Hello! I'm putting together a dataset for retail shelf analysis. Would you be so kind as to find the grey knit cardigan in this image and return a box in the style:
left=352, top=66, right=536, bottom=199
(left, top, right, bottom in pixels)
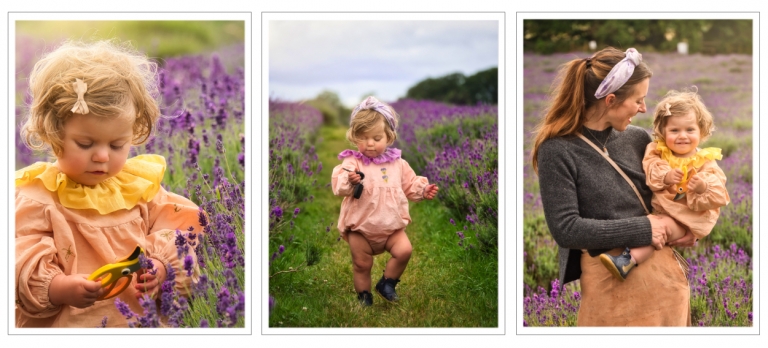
left=537, top=125, right=655, bottom=286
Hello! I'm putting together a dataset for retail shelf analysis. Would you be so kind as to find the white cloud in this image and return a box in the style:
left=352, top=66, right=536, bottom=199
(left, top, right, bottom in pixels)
left=269, top=20, right=498, bottom=107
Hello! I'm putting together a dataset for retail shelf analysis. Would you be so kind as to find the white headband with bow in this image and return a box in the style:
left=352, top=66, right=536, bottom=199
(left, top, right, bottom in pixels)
left=594, top=48, right=643, bottom=100
left=350, top=96, right=396, bottom=131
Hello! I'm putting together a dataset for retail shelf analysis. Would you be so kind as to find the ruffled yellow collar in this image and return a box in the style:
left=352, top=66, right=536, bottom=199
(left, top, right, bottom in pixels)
left=655, top=139, right=723, bottom=170
left=15, top=154, right=166, bottom=215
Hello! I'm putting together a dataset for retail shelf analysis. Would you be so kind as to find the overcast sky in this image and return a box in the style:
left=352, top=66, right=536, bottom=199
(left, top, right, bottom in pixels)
left=268, top=20, right=499, bottom=107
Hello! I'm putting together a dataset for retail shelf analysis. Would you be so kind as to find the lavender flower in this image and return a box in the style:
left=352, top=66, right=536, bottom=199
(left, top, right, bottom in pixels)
left=217, top=287, right=232, bottom=317
left=114, top=298, right=136, bottom=320
left=198, top=207, right=209, bottom=227
left=271, top=206, right=283, bottom=219
left=184, top=255, right=194, bottom=277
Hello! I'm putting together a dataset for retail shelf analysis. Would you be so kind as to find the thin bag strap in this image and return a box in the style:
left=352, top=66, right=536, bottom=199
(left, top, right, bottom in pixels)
left=575, top=132, right=651, bottom=215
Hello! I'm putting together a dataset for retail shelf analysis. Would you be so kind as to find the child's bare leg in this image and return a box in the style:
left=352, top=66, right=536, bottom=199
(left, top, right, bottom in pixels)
left=383, top=229, right=412, bottom=279
left=656, top=213, right=688, bottom=242
left=629, top=245, right=655, bottom=265
left=348, top=231, right=373, bottom=292
left=632, top=214, right=688, bottom=264
left=602, top=214, right=690, bottom=281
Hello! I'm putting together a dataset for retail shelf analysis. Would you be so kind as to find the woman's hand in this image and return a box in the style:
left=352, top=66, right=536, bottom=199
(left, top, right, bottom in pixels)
left=647, top=214, right=670, bottom=250
left=48, top=274, right=104, bottom=308
left=424, top=184, right=439, bottom=200
left=668, top=228, right=697, bottom=248
left=348, top=167, right=362, bottom=185
left=134, top=258, right=167, bottom=299
left=664, top=168, right=684, bottom=185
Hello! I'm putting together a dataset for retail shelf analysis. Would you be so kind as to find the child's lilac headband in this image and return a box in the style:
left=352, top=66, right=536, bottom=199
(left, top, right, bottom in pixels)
left=350, top=96, right=396, bottom=131
left=594, top=48, right=643, bottom=100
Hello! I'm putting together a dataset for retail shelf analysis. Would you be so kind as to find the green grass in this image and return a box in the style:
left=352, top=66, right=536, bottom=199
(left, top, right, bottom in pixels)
left=269, top=126, right=498, bottom=327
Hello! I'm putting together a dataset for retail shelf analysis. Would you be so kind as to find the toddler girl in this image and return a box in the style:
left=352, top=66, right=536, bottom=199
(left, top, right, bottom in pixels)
left=331, top=96, right=439, bottom=306
left=15, top=40, right=204, bottom=327
left=600, top=88, right=730, bottom=281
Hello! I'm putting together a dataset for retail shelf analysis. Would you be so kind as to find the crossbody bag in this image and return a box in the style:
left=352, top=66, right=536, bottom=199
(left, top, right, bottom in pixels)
left=576, top=132, right=690, bottom=279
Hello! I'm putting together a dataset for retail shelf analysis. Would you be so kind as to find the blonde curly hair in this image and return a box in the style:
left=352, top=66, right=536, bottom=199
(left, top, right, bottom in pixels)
left=346, top=104, right=399, bottom=146
left=651, top=86, right=716, bottom=143
left=20, top=39, right=161, bottom=156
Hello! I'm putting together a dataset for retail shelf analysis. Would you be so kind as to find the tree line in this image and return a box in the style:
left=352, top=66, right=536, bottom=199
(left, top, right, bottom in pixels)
left=306, top=66, right=499, bottom=126
left=524, top=20, right=752, bottom=55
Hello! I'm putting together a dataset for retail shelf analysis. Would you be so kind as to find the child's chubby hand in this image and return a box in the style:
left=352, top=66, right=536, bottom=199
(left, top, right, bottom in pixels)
left=348, top=167, right=362, bottom=185
left=687, top=173, right=707, bottom=194
left=664, top=168, right=684, bottom=185
left=424, top=184, right=439, bottom=200
left=134, top=258, right=167, bottom=299
left=48, top=273, right=104, bottom=308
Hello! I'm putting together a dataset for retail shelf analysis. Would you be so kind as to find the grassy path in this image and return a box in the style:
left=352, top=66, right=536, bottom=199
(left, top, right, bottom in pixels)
left=269, top=125, right=498, bottom=327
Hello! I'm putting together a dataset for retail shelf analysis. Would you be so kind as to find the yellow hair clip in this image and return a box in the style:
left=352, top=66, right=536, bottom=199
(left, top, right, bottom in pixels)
left=87, top=245, right=144, bottom=300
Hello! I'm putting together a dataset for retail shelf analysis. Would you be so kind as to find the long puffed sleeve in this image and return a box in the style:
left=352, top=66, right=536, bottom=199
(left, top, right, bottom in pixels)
left=332, top=157, right=357, bottom=197
left=643, top=142, right=673, bottom=192
left=145, top=186, right=206, bottom=296
left=687, top=162, right=730, bottom=212
left=400, top=159, right=429, bottom=202
left=15, top=195, right=64, bottom=318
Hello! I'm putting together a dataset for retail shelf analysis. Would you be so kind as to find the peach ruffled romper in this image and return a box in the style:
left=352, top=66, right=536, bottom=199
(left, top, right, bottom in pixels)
left=642, top=140, right=730, bottom=239
left=15, top=154, right=204, bottom=327
left=331, top=148, right=429, bottom=254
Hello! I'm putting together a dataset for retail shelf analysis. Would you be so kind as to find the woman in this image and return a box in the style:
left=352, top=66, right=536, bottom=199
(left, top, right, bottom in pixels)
left=531, top=47, right=696, bottom=326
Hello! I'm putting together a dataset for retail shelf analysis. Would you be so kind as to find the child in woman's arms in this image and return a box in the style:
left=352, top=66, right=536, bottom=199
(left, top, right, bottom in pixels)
left=600, top=87, right=730, bottom=281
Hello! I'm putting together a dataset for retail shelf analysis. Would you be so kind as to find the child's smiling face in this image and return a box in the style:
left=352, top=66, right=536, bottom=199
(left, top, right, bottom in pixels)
left=355, top=119, right=389, bottom=158
left=55, top=106, right=135, bottom=186
left=663, top=109, right=701, bottom=158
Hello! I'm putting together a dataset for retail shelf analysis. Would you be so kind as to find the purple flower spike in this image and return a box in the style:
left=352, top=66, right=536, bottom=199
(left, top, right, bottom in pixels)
left=184, top=255, right=194, bottom=277
left=271, top=206, right=283, bottom=219
left=198, top=207, right=208, bottom=227
left=115, top=298, right=136, bottom=320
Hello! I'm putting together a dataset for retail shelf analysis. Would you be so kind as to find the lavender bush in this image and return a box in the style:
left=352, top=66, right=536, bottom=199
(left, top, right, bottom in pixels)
left=393, top=100, right=499, bottom=253
left=267, top=100, right=324, bottom=315
left=523, top=51, right=753, bottom=326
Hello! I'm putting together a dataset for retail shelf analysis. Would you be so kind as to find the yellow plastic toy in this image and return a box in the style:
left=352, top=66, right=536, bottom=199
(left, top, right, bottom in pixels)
left=673, top=167, right=697, bottom=201
left=87, top=245, right=144, bottom=300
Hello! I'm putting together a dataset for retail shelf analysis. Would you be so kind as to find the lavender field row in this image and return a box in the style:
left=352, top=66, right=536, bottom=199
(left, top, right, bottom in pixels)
left=267, top=98, right=499, bottom=325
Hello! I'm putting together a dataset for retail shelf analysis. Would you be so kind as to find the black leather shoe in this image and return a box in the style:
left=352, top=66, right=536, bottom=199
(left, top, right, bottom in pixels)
left=357, top=291, right=373, bottom=307
left=375, top=275, right=400, bottom=302
left=599, top=247, right=636, bottom=282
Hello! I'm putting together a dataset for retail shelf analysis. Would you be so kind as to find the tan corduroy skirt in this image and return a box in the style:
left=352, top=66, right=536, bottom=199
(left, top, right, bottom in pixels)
left=577, top=246, right=691, bottom=326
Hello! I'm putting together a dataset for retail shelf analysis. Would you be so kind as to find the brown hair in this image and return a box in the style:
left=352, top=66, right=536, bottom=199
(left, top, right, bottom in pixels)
left=20, top=39, right=161, bottom=156
left=346, top=107, right=399, bottom=146
left=651, top=86, right=715, bottom=143
left=530, top=47, right=653, bottom=173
